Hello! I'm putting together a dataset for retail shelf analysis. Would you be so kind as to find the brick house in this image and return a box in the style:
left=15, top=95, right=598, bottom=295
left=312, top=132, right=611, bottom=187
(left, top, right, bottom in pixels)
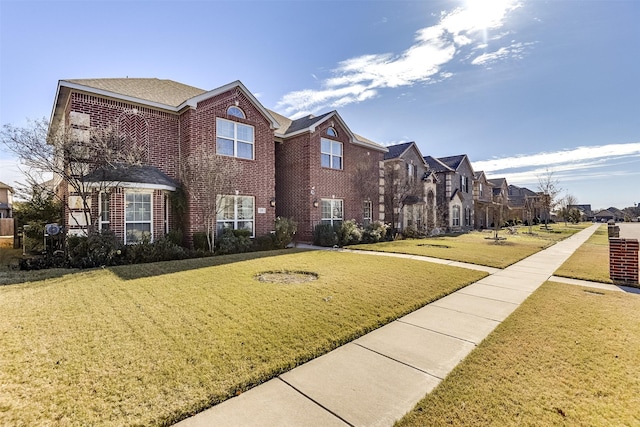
left=49, top=79, right=279, bottom=244
left=49, top=78, right=384, bottom=244
left=473, top=171, right=493, bottom=229
left=507, top=184, right=543, bottom=224
left=383, top=142, right=437, bottom=234
left=488, top=177, right=510, bottom=227
left=271, top=110, right=387, bottom=242
left=423, top=154, right=475, bottom=231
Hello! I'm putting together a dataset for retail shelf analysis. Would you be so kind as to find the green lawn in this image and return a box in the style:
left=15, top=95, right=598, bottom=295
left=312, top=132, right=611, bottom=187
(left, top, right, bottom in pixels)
left=554, top=224, right=611, bottom=283
left=0, top=249, right=485, bottom=426
left=348, top=225, right=587, bottom=268
left=396, top=281, right=640, bottom=426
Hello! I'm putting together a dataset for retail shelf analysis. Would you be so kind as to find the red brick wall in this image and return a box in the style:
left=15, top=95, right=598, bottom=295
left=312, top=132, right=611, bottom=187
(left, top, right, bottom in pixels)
left=276, top=118, right=384, bottom=241
left=183, top=88, right=276, bottom=240
left=609, top=238, right=639, bottom=286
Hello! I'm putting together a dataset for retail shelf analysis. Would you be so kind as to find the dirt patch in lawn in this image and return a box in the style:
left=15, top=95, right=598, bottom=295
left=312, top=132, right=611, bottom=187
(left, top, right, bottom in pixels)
left=255, top=270, right=319, bottom=284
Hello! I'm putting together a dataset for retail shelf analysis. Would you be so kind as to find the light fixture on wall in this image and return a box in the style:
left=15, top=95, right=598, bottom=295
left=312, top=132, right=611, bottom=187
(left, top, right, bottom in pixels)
left=270, top=198, right=276, bottom=207
left=313, top=199, right=319, bottom=208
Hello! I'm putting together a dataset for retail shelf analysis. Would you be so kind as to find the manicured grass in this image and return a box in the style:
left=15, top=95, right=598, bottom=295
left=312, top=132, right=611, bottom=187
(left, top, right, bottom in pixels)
left=0, top=249, right=486, bottom=426
left=396, top=281, right=640, bottom=426
left=555, top=224, right=611, bottom=283
left=348, top=225, right=587, bottom=268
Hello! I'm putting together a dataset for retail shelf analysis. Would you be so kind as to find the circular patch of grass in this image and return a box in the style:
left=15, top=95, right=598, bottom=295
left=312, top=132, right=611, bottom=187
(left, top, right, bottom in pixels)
left=255, top=270, right=319, bottom=284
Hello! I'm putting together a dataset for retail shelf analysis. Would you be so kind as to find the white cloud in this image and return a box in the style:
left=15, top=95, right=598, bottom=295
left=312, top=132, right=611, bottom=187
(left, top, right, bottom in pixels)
left=276, top=0, right=523, bottom=116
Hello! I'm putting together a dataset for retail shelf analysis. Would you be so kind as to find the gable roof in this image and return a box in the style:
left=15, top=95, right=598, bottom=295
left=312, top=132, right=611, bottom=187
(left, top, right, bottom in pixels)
left=384, top=142, right=415, bottom=160
left=51, top=78, right=280, bottom=130
left=269, top=109, right=386, bottom=152
left=438, top=154, right=468, bottom=171
left=488, top=178, right=507, bottom=188
left=424, top=155, right=454, bottom=173
left=0, top=181, right=14, bottom=192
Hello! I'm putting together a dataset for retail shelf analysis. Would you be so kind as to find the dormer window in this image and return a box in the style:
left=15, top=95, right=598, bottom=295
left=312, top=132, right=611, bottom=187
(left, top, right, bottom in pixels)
left=326, top=127, right=337, bottom=137
left=227, top=106, right=245, bottom=119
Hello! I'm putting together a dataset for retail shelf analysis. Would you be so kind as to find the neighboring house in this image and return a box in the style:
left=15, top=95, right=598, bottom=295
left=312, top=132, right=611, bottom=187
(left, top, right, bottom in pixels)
left=383, top=142, right=437, bottom=234
left=607, top=207, right=626, bottom=222
left=473, top=171, right=493, bottom=229
left=49, top=78, right=384, bottom=245
left=593, top=209, right=616, bottom=222
left=424, top=154, right=475, bottom=231
left=0, top=181, right=14, bottom=219
left=271, top=109, right=386, bottom=241
left=487, top=177, right=510, bottom=227
left=569, top=204, right=593, bottom=221
left=50, top=78, right=280, bottom=244
left=507, top=184, right=543, bottom=224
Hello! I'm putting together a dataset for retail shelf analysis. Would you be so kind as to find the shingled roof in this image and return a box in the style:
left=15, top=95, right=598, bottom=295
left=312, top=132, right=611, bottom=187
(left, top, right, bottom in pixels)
left=83, top=165, right=178, bottom=190
left=438, top=154, right=468, bottom=171
left=384, top=141, right=415, bottom=160
left=64, top=78, right=207, bottom=107
left=423, top=156, right=454, bottom=172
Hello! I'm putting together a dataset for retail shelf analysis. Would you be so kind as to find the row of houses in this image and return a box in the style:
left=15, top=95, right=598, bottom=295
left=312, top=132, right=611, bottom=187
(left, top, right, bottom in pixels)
left=48, top=78, right=547, bottom=244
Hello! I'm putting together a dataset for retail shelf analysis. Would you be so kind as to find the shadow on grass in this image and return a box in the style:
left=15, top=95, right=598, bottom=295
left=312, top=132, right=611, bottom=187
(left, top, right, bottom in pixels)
left=0, top=248, right=313, bottom=285
left=109, top=248, right=312, bottom=281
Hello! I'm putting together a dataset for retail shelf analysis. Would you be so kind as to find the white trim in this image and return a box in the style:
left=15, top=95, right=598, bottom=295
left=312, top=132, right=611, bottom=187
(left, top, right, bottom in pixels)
left=124, top=191, right=153, bottom=244
left=216, top=117, right=255, bottom=160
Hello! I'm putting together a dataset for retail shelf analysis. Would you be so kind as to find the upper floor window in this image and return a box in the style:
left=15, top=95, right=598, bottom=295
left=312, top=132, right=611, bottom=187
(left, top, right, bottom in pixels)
left=406, top=162, right=417, bottom=181
left=326, top=127, right=337, bottom=137
left=227, top=106, right=245, bottom=119
left=216, top=118, right=254, bottom=160
left=460, top=175, right=469, bottom=193
left=321, top=138, right=342, bottom=170
left=479, top=183, right=484, bottom=197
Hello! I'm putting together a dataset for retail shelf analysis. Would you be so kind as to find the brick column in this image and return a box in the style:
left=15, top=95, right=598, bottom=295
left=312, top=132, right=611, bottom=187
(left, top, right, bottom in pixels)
left=609, top=238, right=639, bottom=286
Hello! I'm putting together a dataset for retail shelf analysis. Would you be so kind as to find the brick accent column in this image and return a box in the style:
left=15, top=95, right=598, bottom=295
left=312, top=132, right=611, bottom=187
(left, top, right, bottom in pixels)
left=609, top=238, right=639, bottom=286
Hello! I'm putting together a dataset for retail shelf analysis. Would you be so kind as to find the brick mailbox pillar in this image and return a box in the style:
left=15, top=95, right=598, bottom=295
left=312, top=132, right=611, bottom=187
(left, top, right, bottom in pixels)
left=609, top=238, right=639, bottom=287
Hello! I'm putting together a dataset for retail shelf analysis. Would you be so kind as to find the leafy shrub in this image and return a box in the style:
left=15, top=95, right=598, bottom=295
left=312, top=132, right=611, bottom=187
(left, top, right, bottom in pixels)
left=337, top=220, right=362, bottom=247
left=217, top=228, right=252, bottom=255
left=313, top=223, right=338, bottom=247
left=273, top=216, right=297, bottom=249
left=402, top=225, right=423, bottom=239
left=254, top=234, right=276, bottom=251
left=192, top=232, right=209, bottom=251
left=165, top=229, right=184, bottom=247
left=361, top=221, right=389, bottom=243
left=67, top=230, right=125, bottom=268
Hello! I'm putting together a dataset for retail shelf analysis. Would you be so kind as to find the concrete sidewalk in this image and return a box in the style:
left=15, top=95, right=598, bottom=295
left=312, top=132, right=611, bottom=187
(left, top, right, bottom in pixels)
left=175, top=225, right=599, bottom=427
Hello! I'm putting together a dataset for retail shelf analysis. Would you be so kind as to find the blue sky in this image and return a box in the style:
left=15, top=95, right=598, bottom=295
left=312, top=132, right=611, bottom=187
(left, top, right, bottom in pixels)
left=1, top=0, right=638, bottom=210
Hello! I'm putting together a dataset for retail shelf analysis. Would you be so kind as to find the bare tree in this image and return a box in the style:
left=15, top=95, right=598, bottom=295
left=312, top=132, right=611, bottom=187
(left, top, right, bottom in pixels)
left=384, top=162, right=423, bottom=234
left=558, top=193, right=578, bottom=225
left=183, top=147, right=241, bottom=252
left=1, top=118, right=145, bottom=234
left=537, top=168, right=562, bottom=229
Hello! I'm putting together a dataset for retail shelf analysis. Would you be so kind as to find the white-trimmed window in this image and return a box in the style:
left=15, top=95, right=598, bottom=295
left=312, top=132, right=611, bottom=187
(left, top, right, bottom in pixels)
left=216, top=195, right=255, bottom=237
left=363, top=200, right=372, bottom=226
left=465, top=207, right=471, bottom=226
left=321, top=199, right=343, bottom=227
left=125, top=192, right=152, bottom=243
left=99, top=192, right=110, bottom=231
left=227, top=106, right=245, bottom=119
left=321, top=138, right=342, bottom=170
left=326, top=127, right=337, bottom=137
left=461, top=175, right=469, bottom=193
left=216, top=117, right=254, bottom=160
left=452, top=205, right=461, bottom=227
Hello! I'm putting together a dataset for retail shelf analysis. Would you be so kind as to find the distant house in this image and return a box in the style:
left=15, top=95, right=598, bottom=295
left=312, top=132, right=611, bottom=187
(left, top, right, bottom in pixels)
left=383, top=142, right=437, bottom=234
left=487, top=177, right=510, bottom=227
left=424, top=154, right=474, bottom=231
left=473, top=171, right=493, bottom=229
left=569, top=204, right=593, bottom=221
left=593, top=209, right=616, bottom=222
left=0, top=181, right=14, bottom=219
left=507, top=184, right=544, bottom=224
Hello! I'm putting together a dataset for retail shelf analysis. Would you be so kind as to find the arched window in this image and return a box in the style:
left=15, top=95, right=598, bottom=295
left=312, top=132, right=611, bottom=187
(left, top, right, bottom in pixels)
left=326, top=127, right=337, bottom=137
left=227, top=106, right=245, bottom=119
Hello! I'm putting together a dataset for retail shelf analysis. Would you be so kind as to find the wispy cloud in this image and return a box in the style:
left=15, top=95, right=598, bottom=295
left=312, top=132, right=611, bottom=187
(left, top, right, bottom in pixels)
left=276, top=1, right=523, bottom=117
left=472, top=142, right=640, bottom=185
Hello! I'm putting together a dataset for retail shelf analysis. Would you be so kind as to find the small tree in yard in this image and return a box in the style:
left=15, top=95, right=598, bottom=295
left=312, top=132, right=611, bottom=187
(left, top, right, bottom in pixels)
left=1, top=118, right=145, bottom=233
left=183, top=146, right=241, bottom=252
left=537, top=168, right=562, bottom=230
left=558, top=193, right=578, bottom=225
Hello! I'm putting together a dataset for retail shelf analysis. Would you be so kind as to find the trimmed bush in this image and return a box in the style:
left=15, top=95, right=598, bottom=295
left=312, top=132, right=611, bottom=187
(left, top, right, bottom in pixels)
left=337, top=220, right=362, bottom=247
left=67, top=230, right=125, bottom=268
left=361, top=221, right=389, bottom=243
left=217, top=228, right=252, bottom=255
left=313, top=223, right=338, bottom=247
left=273, top=217, right=297, bottom=249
